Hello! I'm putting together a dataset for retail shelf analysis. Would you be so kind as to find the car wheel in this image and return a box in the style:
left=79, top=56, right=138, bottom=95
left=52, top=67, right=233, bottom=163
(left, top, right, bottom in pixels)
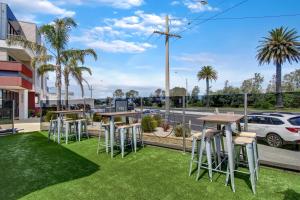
left=266, top=133, right=283, bottom=148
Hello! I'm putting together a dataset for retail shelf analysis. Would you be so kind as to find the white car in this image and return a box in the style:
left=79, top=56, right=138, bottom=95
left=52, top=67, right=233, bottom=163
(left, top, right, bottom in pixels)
left=233, top=113, right=300, bottom=148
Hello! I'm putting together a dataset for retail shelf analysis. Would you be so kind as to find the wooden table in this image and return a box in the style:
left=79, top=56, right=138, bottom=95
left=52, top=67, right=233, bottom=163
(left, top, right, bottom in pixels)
left=50, top=110, right=84, bottom=144
left=99, top=111, right=141, bottom=158
left=198, top=114, right=243, bottom=192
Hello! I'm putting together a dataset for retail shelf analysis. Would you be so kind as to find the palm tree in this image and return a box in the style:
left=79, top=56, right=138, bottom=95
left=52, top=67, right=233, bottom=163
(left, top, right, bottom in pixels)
left=39, top=17, right=77, bottom=110
left=61, top=49, right=97, bottom=107
left=257, top=27, right=300, bottom=107
left=7, top=17, right=77, bottom=110
left=197, top=66, right=218, bottom=107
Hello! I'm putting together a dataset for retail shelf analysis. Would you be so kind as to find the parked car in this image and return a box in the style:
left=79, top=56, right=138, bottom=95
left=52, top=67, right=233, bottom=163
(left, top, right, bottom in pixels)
left=233, top=113, right=300, bottom=148
left=142, top=109, right=161, bottom=115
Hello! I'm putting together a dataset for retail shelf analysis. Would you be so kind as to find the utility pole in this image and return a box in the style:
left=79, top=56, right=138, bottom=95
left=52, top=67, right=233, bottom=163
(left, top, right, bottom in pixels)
left=154, top=15, right=181, bottom=122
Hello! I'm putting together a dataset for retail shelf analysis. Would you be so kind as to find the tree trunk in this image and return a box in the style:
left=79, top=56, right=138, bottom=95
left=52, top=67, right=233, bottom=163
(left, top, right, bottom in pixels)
left=206, top=78, right=210, bottom=107
left=56, top=51, right=61, bottom=111
left=64, top=74, right=69, bottom=109
left=275, top=62, right=284, bottom=108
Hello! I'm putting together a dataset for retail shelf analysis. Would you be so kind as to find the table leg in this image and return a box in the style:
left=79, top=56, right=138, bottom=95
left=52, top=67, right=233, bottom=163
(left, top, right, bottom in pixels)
left=78, top=120, right=82, bottom=141
left=57, top=114, right=61, bottom=144
left=110, top=117, right=115, bottom=158
left=225, top=123, right=235, bottom=192
left=196, top=121, right=206, bottom=181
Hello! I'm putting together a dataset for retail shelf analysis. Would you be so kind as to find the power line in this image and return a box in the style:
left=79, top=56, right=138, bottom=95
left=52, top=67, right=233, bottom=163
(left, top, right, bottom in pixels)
left=176, top=0, right=250, bottom=36
left=183, top=13, right=300, bottom=21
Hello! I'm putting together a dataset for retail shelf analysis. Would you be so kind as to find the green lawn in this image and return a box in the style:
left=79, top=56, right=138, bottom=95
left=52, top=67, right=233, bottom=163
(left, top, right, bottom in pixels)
left=1, top=132, right=300, bottom=200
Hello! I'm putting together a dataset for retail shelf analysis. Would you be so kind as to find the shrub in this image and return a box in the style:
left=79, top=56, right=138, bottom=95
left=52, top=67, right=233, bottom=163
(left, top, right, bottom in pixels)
left=66, top=114, right=79, bottom=120
left=93, top=113, right=102, bottom=122
left=161, top=122, right=170, bottom=132
left=153, top=114, right=162, bottom=126
left=45, top=111, right=56, bottom=122
left=254, top=100, right=273, bottom=109
left=174, top=124, right=191, bottom=137
left=114, top=116, right=123, bottom=122
left=141, top=115, right=157, bottom=132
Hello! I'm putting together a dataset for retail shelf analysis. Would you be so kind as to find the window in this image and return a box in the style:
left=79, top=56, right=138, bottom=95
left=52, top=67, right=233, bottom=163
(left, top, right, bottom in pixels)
left=8, top=56, right=16, bottom=61
left=270, top=117, right=284, bottom=125
left=248, top=116, right=272, bottom=125
left=288, top=117, right=300, bottom=126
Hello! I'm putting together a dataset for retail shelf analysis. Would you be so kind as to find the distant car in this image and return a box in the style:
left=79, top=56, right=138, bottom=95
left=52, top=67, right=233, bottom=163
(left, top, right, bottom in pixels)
left=142, top=109, right=161, bottom=115
left=232, top=113, right=300, bottom=148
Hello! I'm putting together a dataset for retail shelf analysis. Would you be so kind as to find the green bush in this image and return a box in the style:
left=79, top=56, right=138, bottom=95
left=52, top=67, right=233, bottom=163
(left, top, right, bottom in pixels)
left=45, top=111, right=56, bottom=122
left=153, top=114, right=162, bottom=126
left=93, top=113, right=102, bottom=122
left=174, top=124, right=191, bottom=137
left=254, top=100, right=273, bottom=109
left=141, top=115, right=157, bottom=132
left=66, top=114, right=79, bottom=120
left=114, top=116, right=123, bottom=122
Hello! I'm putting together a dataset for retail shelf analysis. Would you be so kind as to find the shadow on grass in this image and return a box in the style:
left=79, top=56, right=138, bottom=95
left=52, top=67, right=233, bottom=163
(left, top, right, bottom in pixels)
left=280, top=189, right=300, bottom=200
left=0, top=132, right=99, bottom=200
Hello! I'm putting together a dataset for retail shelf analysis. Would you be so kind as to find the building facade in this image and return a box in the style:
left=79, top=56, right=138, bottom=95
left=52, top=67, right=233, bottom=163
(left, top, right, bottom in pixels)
left=0, top=3, right=48, bottom=119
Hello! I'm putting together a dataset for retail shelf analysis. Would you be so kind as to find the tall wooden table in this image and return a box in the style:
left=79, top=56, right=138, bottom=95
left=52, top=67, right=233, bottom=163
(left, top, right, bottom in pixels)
left=50, top=110, right=84, bottom=144
left=198, top=114, right=243, bottom=192
left=100, top=111, right=141, bottom=158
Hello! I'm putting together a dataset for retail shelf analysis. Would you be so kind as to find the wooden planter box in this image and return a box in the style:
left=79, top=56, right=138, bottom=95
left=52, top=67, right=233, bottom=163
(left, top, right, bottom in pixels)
left=143, top=132, right=192, bottom=149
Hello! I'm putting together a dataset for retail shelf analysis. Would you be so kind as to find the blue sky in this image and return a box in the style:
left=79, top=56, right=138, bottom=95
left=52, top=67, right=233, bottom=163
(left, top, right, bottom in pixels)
left=4, top=0, right=300, bottom=98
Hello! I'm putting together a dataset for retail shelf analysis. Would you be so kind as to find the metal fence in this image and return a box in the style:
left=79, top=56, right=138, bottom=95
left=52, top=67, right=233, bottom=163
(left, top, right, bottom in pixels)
left=0, top=100, right=14, bottom=135
left=35, top=92, right=300, bottom=171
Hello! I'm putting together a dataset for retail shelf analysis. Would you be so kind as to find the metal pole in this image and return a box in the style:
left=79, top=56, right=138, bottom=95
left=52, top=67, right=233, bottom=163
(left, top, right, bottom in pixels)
left=12, top=100, right=15, bottom=134
left=244, top=93, right=248, bottom=131
left=165, top=15, right=170, bottom=123
left=182, top=95, right=186, bottom=152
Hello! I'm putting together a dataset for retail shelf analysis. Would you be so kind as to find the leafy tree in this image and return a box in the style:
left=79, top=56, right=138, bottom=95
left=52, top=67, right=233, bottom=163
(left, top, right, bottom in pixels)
left=241, top=73, right=264, bottom=94
left=197, top=66, right=218, bottom=107
left=154, top=88, right=162, bottom=97
left=113, top=89, right=124, bottom=98
left=126, top=90, right=139, bottom=98
left=216, top=80, right=241, bottom=94
left=191, top=86, right=200, bottom=98
left=283, top=69, right=300, bottom=92
left=257, top=27, right=300, bottom=107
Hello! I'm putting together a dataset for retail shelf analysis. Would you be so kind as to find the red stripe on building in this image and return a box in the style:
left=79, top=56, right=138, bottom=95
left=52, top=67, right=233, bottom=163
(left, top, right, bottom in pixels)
left=0, top=61, right=33, bottom=78
left=0, top=77, right=32, bottom=90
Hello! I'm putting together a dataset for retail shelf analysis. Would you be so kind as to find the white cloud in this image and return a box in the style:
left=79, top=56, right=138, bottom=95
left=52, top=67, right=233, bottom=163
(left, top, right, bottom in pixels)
left=57, top=0, right=144, bottom=9
left=171, top=1, right=180, bottom=6
left=2, top=0, right=75, bottom=22
left=71, top=11, right=185, bottom=53
left=183, top=0, right=218, bottom=13
left=105, top=10, right=186, bottom=36
left=71, top=29, right=155, bottom=53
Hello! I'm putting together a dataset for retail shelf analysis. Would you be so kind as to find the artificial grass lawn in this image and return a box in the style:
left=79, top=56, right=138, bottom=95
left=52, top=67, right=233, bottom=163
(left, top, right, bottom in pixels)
left=1, top=132, right=300, bottom=200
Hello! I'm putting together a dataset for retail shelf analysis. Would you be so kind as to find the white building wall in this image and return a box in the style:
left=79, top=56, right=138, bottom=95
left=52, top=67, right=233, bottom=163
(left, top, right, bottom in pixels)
left=0, top=50, right=7, bottom=61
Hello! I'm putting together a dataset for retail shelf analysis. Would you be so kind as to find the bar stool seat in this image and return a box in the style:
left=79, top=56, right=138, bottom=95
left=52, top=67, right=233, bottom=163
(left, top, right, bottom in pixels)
left=238, top=132, right=256, bottom=138
left=233, top=136, right=254, bottom=145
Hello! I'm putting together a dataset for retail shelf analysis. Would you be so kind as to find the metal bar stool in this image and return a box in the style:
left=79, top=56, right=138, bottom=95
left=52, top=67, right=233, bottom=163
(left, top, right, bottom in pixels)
left=97, top=122, right=110, bottom=154
left=131, top=123, right=143, bottom=152
left=116, top=124, right=134, bottom=158
left=63, top=120, right=77, bottom=144
left=237, top=131, right=259, bottom=180
left=195, top=129, right=222, bottom=181
left=225, top=136, right=257, bottom=194
left=76, top=119, right=89, bottom=141
left=48, top=119, right=58, bottom=142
